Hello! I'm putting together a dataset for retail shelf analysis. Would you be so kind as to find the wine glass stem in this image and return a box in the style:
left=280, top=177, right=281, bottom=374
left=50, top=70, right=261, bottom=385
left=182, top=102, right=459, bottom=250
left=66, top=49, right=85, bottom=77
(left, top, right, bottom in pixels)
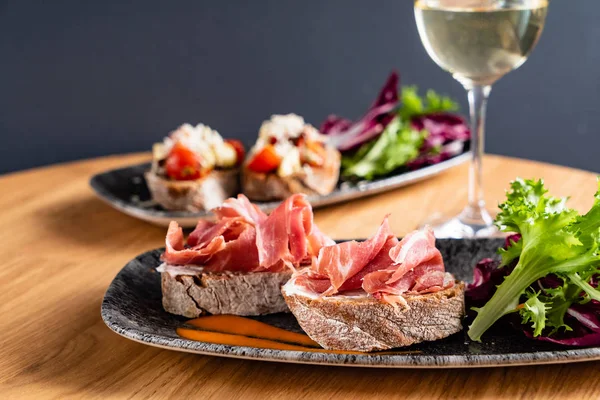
left=464, top=84, right=492, bottom=222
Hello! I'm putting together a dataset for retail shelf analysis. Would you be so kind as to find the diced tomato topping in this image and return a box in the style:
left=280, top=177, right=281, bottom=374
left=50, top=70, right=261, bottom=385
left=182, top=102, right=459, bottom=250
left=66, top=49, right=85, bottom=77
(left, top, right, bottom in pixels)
left=224, top=139, right=246, bottom=166
left=246, top=145, right=282, bottom=173
left=165, top=142, right=208, bottom=180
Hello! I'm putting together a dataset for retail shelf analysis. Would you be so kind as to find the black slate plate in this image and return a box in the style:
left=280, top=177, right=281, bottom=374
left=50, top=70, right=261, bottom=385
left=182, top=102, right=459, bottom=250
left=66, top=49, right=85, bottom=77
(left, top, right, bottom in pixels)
left=90, top=152, right=470, bottom=228
left=101, top=238, right=600, bottom=368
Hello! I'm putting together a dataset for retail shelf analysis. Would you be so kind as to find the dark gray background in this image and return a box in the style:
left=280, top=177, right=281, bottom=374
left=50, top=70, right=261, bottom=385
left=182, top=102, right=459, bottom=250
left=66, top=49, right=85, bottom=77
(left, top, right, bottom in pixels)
left=1, top=1, right=598, bottom=174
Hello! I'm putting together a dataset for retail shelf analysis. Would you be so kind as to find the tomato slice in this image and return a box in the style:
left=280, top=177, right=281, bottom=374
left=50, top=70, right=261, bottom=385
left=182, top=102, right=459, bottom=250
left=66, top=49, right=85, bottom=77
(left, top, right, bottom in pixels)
left=165, top=143, right=207, bottom=180
left=224, top=139, right=246, bottom=166
left=246, top=145, right=281, bottom=173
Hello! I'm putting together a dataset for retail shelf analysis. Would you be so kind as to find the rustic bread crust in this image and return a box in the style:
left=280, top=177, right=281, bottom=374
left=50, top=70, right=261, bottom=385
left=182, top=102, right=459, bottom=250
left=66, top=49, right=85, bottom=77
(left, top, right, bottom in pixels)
left=241, top=146, right=341, bottom=201
left=282, top=283, right=465, bottom=352
left=145, top=168, right=239, bottom=212
left=161, top=270, right=292, bottom=317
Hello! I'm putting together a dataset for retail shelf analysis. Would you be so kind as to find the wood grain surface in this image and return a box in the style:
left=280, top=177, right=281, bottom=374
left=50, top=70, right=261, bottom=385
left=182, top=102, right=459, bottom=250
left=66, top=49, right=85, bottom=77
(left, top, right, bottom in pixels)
left=0, top=153, right=599, bottom=400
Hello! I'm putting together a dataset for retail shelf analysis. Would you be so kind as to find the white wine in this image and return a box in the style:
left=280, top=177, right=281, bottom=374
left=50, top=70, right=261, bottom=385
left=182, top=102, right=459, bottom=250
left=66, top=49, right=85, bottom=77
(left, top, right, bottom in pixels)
left=414, top=0, right=548, bottom=87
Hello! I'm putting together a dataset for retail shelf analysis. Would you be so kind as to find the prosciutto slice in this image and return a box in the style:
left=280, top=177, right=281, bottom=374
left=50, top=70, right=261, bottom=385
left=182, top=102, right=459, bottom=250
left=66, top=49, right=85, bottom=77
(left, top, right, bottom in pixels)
left=187, top=218, right=246, bottom=248
left=338, top=236, right=399, bottom=292
left=162, top=194, right=330, bottom=273
left=387, top=228, right=443, bottom=283
left=312, top=217, right=394, bottom=294
left=212, top=194, right=267, bottom=225
left=256, top=194, right=332, bottom=270
left=162, top=221, right=226, bottom=265
left=292, top=221, right=454, bottom=304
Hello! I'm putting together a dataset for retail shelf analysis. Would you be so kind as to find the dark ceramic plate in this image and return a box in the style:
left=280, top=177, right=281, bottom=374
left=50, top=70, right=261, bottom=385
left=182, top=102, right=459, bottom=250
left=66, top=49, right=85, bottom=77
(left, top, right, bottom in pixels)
left=101, top=238, right=600, bottom=368
left=90, top=152, right=470, bottom=228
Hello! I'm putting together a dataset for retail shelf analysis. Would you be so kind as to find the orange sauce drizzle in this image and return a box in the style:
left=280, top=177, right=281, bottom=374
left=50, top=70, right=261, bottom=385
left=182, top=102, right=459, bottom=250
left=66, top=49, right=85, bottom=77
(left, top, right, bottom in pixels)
left=185, top=315, right=320, bottom=347
left=177, top=315, right=421, bottom=356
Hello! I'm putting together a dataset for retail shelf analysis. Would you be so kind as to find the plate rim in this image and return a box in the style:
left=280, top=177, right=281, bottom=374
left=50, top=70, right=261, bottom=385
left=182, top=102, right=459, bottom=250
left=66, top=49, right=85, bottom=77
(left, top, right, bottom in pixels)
left=101, top=245, right=600, bottom=369
left=89, top=151, right=472, bottom=224
left=100, top=315, right=600, bottom=369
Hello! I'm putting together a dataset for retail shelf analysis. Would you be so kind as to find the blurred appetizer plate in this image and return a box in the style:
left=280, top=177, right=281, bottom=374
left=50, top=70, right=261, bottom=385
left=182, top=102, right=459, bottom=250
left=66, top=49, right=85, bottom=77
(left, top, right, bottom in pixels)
left=101, top=238, right=600, bottom=368
left=90, top=152, right=471, bottom=228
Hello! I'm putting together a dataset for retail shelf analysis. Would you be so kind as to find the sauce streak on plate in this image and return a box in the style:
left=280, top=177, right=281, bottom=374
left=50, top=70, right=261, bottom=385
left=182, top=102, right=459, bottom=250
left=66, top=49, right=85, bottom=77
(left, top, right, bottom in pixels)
left=177, top=315, right=421, bottom=355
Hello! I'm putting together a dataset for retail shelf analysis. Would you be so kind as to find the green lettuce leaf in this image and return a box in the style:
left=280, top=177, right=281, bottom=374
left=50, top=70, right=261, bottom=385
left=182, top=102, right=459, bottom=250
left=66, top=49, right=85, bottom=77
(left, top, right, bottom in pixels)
left=340, top=86, right=460, bottom=180
left=399, top=86, right=459, bottom=121
left=520, top=291, right=548, bottom=337
left=341, top=117, right=424, bottom=180
left=468, top=178, right=600, bottom=341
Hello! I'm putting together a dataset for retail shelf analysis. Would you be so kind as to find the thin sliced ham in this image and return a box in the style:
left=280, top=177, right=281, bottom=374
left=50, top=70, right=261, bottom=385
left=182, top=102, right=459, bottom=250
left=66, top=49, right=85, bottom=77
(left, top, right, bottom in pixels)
left=311, top=216, right=394, bottom=294
left=187, top=218, right=246, bottom=248
left=292, top=220, right=454, bottom=304
left=337, top=236, right=398, bottom=292
left=162, top=194, right=329, bottom=273
left=162, top=221, right=226, bottom=265
left=387, top=227, right=442, bottom=284
left=291, top=271, right=333, bottom=294
left=256, top=194, right=328, bottom=270
left=212, top=194, right=267, bottom=225
left=307, top=225, right=336, bottom=255
left=197, top=223, right=264, bottom=272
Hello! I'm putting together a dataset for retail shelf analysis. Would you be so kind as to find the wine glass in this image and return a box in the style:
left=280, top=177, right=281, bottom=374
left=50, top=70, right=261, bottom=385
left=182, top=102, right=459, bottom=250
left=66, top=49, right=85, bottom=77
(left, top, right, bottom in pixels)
left=414, top=0, right=549, bottom=238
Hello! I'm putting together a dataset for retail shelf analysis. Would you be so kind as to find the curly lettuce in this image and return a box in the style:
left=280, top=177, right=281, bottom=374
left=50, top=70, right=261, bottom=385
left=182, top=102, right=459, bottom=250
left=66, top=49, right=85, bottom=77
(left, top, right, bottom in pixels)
left=340, top=117, right=424, bottom=180
left=337, top=85, right=464, bottom=180
left=468, top=178, right=600, bottom=343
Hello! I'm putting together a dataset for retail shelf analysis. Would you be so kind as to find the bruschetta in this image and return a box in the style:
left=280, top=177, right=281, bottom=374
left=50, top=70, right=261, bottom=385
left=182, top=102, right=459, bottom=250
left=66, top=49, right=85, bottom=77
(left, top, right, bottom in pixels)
left=158, top=194, right=334, bottom=317
left=282, top=221, right=464, bottom=352
left=242, top=114, right=341, bottom=201
left=145, top=123, right=245, bottom=212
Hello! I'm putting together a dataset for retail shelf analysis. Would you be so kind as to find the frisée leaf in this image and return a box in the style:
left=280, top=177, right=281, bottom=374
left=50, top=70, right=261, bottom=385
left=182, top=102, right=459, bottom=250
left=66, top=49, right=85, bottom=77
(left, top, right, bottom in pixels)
left=467, top=178, right=600, bottom=342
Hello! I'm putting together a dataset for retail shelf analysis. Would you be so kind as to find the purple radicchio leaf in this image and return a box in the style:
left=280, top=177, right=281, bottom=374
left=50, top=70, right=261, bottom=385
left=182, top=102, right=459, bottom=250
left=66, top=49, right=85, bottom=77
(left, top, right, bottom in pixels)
left=524, top=303, right=600, bottom=346
left=320, top=71, right=399, bottom=151
left=407, top=113, right=470, bottom=169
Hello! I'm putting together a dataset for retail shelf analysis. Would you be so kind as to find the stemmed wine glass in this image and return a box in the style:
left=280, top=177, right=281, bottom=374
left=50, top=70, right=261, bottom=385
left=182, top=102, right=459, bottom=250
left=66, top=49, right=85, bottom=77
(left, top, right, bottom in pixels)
left=414, top=0, right=549, bottom=238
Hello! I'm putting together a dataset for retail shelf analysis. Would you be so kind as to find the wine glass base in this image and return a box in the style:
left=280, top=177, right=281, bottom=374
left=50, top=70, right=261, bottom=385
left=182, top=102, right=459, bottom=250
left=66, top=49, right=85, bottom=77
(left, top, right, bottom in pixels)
left=420, top=206, right=506, bottom=239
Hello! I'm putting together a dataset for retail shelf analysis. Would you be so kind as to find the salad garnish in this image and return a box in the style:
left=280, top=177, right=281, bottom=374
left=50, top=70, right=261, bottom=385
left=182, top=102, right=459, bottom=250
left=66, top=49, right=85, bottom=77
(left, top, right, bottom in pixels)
left=467, top=178, right=600, bottom=346
left=321, top=72, right=470, bottom=180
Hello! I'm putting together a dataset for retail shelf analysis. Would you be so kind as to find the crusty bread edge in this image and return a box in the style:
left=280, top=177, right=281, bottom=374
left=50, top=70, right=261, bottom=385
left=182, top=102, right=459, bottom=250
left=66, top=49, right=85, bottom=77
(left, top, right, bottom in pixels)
left=282, top=282, right=465, bottom=352
left=161, top=270, right=292, bottom=317
left=145, top=168, right=239, bottom=212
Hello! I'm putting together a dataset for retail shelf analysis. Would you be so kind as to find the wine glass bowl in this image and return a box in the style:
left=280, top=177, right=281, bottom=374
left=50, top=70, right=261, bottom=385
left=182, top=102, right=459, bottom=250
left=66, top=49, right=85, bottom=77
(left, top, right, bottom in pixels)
left=414, top=0, right=548, bottom=238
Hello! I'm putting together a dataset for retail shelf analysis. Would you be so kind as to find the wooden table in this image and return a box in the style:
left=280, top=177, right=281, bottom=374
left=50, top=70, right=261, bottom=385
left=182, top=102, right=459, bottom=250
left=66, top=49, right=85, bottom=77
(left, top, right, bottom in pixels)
left=1, top=153, right=598, bottom=399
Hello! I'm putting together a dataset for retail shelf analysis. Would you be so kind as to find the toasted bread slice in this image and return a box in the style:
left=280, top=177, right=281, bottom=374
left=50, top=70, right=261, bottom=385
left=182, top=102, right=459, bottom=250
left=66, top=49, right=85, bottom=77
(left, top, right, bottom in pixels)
left=145, top=169, right=239, bottom=212
left=282, top=282, right=465, bottom=352
left=241, top=146, right=340, bottom=202
left=161, top=268, right=292, bottom=317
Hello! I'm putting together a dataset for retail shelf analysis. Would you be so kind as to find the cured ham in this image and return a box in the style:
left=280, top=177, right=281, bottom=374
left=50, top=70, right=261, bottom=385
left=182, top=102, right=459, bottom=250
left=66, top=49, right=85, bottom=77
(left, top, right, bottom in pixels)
left=255, top=194, right=332, bottom=270
left=312, top=216, right=395, bottom=294
left=338, top=235, right=399, bottom=292
left=163, top=221, right=226, bottom=265
left=212, top=194, right=267, bottom=225
left=162, top=194, right=330, bottom=273
left=290, top=221, right=454, bottom=304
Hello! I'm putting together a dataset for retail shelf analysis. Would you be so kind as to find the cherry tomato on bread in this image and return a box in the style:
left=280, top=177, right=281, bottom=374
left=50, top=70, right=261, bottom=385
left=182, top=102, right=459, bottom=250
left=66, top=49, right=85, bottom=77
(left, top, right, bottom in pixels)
left=246, top=145, right=281, bottom=173
left=165, top=142, right=207, bottom=180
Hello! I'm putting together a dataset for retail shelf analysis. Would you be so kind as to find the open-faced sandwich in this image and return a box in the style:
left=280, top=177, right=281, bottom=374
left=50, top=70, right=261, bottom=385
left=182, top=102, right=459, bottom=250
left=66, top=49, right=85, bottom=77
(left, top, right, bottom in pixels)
left=158, top=194, right=334, bottom=317
left=242, top=114, right=341, bottom=201
left=145, top=123, right=245, bottom=212
left=282, top=219, right=464, bottom=352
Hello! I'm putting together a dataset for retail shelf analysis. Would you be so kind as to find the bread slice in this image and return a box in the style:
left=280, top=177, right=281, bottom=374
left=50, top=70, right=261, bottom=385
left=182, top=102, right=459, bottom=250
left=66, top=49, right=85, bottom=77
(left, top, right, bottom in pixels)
left=241, top=146, right=340, bottom=202
left=282, top=283, right=465, bottom=352
left=161, top=268, right=292, bottom=317
left=145, top=168, right=239, bottom=212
